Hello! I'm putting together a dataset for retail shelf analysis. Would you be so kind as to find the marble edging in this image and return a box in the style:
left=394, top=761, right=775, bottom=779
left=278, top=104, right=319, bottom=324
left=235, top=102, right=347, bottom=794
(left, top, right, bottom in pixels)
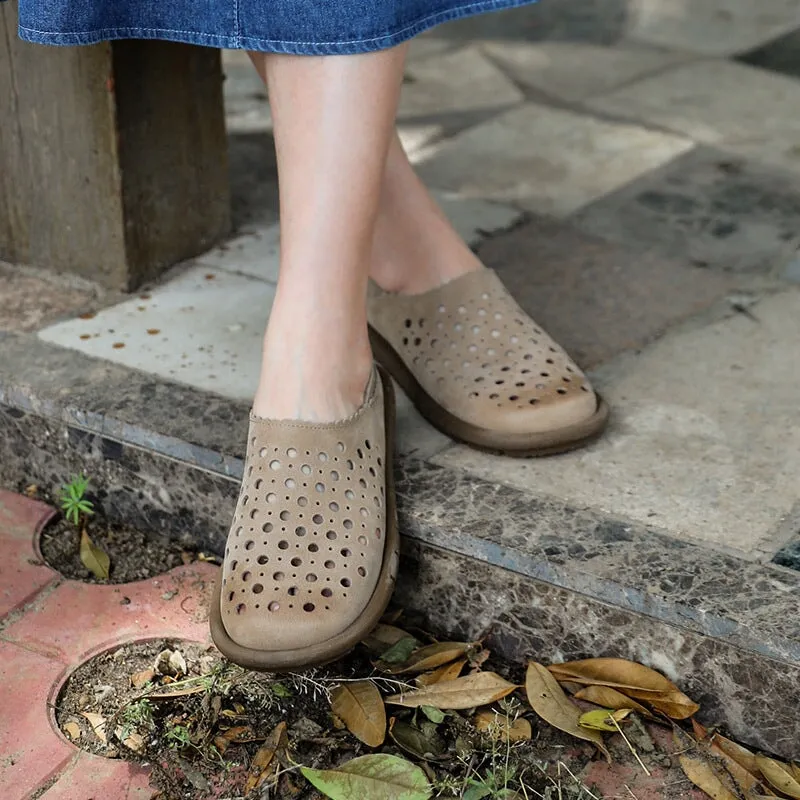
left=1, top=331, right=798, bottom=669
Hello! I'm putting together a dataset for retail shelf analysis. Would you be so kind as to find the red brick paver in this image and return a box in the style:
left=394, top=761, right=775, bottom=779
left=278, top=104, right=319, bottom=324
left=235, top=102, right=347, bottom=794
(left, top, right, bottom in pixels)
left=0, top=489, right=58, bottom=617
left=0, top=492, right=218, bottom=800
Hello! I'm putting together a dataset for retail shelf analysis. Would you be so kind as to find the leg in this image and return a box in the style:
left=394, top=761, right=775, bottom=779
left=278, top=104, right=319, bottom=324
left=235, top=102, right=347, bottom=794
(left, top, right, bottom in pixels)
left=249, top=46, right=408, bottom=422
left=370, top=132, right=483, bottom=295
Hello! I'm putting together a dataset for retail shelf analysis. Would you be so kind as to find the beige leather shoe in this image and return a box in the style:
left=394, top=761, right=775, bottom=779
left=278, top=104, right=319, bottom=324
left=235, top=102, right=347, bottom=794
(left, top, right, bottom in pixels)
left=210, top=366, right=399, bottom=671
left=368, top=268, right=608, bottom=456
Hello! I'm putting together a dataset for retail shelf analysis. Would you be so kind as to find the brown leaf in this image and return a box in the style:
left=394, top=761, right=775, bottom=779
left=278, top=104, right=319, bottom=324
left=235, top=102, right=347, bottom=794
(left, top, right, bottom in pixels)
left=707, top=731, right=760, bottom=778
left=679, top=752, right=740, bottom=800
left=707, top=739, right=767, bottom=798
left=116, top=728, right=144, bottom=752
left=80, top=530, right=110, bottom=580
left=548, top=658, right=699, bottom=719
left=63, top=721, right=81, bottom=741
left=214, top=725, right=259, bottom=755
left=416, top=658, right=467, bottom=687
left=388, top=718, right=446, bottom=761
left=574, top=685, right=654, bottom=718
left=330, top=681, right=386, bottom=747
left=81, top=712, right=107, bottom=743
left=361, top=624, right=412, bottom=655
left=389, top=642, right=473, bottom=675
left=386, top=672, right=516, bottom=710
left=130, top=668, right=156, bottom=690
left=756, top=755, right=800, bottom=799
left=474, top=711, right=532, bottom=742
left=245, top=721, right=288, bottom=793
left=525, top=663, right=609, bottom=759
left=793, top=763, right=800, bottom=783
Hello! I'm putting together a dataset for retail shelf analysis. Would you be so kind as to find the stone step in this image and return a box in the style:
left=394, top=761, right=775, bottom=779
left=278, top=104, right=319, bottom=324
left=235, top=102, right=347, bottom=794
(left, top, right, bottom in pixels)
left=1, top=330, right=797, bottom=761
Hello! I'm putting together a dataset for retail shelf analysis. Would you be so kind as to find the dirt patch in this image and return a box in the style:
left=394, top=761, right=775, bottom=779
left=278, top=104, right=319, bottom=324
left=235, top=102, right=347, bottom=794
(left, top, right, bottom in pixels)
left=38, top=515, right=202, bottom=584
left=56, top=637, right=608, bottom=800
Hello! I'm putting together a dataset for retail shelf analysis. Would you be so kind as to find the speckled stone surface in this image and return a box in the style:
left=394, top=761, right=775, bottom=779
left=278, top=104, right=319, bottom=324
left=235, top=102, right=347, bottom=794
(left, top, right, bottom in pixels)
left=574, top=146, right=800, bottom=273
left=395, top=541, right=800, bottom=760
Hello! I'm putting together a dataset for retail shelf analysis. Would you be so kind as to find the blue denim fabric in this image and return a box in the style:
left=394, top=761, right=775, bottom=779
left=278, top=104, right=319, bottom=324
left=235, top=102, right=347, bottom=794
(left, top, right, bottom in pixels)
left=11, top=0, right=537, bottom=55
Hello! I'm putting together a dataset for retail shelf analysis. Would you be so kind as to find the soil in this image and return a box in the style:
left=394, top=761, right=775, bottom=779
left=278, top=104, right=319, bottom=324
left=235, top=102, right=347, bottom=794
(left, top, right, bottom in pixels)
left=56, top=635, right=606, bottom=800
left=39, top=515, right=203, bottom=584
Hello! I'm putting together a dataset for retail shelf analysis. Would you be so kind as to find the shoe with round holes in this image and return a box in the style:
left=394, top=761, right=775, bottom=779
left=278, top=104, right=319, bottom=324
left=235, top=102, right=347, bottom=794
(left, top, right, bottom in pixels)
left=368, top=269, right=609, bottom=456
left=210, top=366, right=399, bottom=671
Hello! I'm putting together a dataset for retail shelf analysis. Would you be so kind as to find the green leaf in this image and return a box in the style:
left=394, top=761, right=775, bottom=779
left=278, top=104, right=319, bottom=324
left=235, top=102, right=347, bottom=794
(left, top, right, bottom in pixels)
left=463, top=784, right=492, bottom=800
left=77, top=501, right=95, bottom=515
left=378, top=636, right=420, bottom=666
left=80, top=530, right=110, bottom=580
left=301, top=754, right=431, bottom=800
left=420, top=706, right=445, bottom=724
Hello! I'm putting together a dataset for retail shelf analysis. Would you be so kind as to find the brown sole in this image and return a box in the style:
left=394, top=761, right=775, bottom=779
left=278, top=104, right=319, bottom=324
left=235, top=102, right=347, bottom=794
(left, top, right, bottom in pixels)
left=369, top=327, right=609, bottom=457
left=209, top=366, right=400, bottom=672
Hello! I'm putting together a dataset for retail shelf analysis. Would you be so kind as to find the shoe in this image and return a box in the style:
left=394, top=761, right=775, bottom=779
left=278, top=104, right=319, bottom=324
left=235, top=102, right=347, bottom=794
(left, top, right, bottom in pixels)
left=210, top=366, right=399, bottom=671
left=368, top=268, right=608, bottom=456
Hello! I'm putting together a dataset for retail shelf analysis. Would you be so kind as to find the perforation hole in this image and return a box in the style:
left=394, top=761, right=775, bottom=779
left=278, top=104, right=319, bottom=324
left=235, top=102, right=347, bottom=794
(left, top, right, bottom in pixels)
left=358, top=567, right=366, bottom=578
left=329, top=502, right=340, bottom=512
left=331, top=471, right=340, bottom=481
left=557, top=388, right=568, bottom=395
left=345, top=490, right=355, bottom=500
left=529, top=398, right=538, bottom=405
left=287, top=447, right=298, bottom=458
left=298, top=496, right=308, bottom=507
left=509, top=395, right=519, bottom=401
left=253, top=583, right=264, bottom=594
left=341, top=548, right=352, bottom=557
left=489, top=393, right=499, bottom=399
left=360, top=507, right=369, bottom=518
left=291, top=557, right=302, bottom=567
left=228, top=591, right=235, bottom=602
left=280, top=510, right=290, bottom=521
left=321, top=588, right=333, bottom=598
left=304, top=603, right=315, bottom=613
left=257, top=555, right=269, bottom=565
left=242, top=570, right=252, bottom=581
left=325, top=560, right=335, bottom=569
left=262, top=522, right=273, bottom=534
left=278, top=540, right=289, bottom=550
left=288, top=586, right=299, bottom=596
left=308, top=543, right=319, bottom=553
left=295, top=526, right=306, bottom=537
left=358, top=535, right=368, bottom=546
left=343, top=519, right=354, bottom=530
left=230, top=560, right=238, bottom=571
left=301, top=464, right=312, bottom=475
left=313, top=513, right=324, bottom=525
left=285, top=478, right=296, bottom=490
left=340, top=578, right=351, bottom=588
left=244, top=540, right=255, bottom=551
left=306, top=573, right=318, bottom=583
left=249, top=509, right=258, bottom=520
left=266, top=493, right=277, bottom=504
left=269, top=459, right=281, bottom=470
left=236, top=603, right=247, bottom=614
left=315, top=482, right=325, bottom=493
left=326, top=531, right=337, bottom=540
left=268, top=602, right=279, bottom=612
left=259, top=447, right=268, bottom=457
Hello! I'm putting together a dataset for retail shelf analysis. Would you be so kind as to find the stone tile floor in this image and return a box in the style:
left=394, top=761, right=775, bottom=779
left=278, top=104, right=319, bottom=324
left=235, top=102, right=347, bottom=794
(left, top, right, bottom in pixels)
left=0, top=489, right=708, bottom=800
left=35, top=0, right=800, bottom=567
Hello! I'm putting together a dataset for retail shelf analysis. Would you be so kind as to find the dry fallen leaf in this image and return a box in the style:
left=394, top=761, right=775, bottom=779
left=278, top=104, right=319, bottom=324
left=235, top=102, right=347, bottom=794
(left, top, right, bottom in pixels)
left=574, top=685, right=654, bottom=718
left=386, top=672, right=516, bottom=710
left=331, top=681, right=386, bottom=747
left=214, top=725, right=260, bottom=755
left=474, top=710, right=532, bottom=742
left=707, top=739, right=768, bottom=798
left=578, top=708, right=632, bottom=732
left=793, top=763, right=800, bottom=783
left=115, top=727, right=144, bottom=752
left=80, top=530, right=110, bottom=580
left=548, top=658, right=699, bottom=719
left=23, top=484, right=38, bottom=498
left=81, top=712, right=107, bottom=743
left=388, top=718, right=446, bottom=761
left=390, top=642, right=473, bottom=675
left=679, top=751, right=740, bottom=800
left=361, top=624, right=412, bottom=655
left=130, top=668, right=156, bottom=690
left=245, top=721, right=288, bottom=793
left=63, top=721, right=81, bottom=741
left=756, top=755, right=800, bottom=799
left=525, top=663, right=608, bottom=759
left=416, top=658, right=467, bottom=687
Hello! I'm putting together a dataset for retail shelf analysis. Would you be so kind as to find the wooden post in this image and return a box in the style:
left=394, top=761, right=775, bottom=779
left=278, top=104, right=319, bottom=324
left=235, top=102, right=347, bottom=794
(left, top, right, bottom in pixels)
left=0, top=2, right=230, bottom=291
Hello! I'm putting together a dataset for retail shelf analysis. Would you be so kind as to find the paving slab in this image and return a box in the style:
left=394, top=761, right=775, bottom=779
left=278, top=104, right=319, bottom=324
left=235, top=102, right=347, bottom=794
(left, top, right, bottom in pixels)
left=0, top=262, right=100, bottom=334
left=1, top=562, right=216, bottom=665
left=477, top=214, right=737, bottom=368
left=626, top=0, right=800, bottom=56
left=481, top=40, right=686, bottom=102
left=585, top=60, right=800, bottom=173
left=399, top=46, right=524, bottom=140
left=39, top=752, right=153, bottom=800
left=416, top=103, right=692, bottom=216
left=575, top=145, right=800, bottom=273
left=38, top=265, right=274, bottom=402
left=0, top=641, right=75, bottom=798
left=739, top=26, right=800, bottom=78
left=433, top=289, right=800, bottom=557
left=0, top=489, right=58, bottom=618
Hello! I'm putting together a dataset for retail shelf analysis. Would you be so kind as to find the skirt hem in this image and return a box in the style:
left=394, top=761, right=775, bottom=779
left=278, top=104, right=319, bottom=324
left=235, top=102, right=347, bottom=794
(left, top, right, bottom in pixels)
left=18, top=0, right=532, bottom=54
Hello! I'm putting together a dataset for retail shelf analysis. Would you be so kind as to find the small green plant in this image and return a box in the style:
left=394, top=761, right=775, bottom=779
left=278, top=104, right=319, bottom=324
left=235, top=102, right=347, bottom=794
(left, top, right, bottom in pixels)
left=59, top=474, right=95, bottom=528
left=165, top=722, right=192, bottom=750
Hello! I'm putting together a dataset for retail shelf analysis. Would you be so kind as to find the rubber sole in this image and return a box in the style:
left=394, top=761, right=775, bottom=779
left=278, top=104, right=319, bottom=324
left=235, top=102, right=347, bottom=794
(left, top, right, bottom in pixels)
left=209, top=366, right=399, bottom=672
left=369, top=327, right=609, bottom=457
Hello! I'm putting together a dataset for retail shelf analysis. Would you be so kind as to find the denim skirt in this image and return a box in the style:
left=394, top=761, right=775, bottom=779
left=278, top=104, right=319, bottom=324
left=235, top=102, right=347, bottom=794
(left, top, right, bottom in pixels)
left=11, top=0, right=536, bottom=55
